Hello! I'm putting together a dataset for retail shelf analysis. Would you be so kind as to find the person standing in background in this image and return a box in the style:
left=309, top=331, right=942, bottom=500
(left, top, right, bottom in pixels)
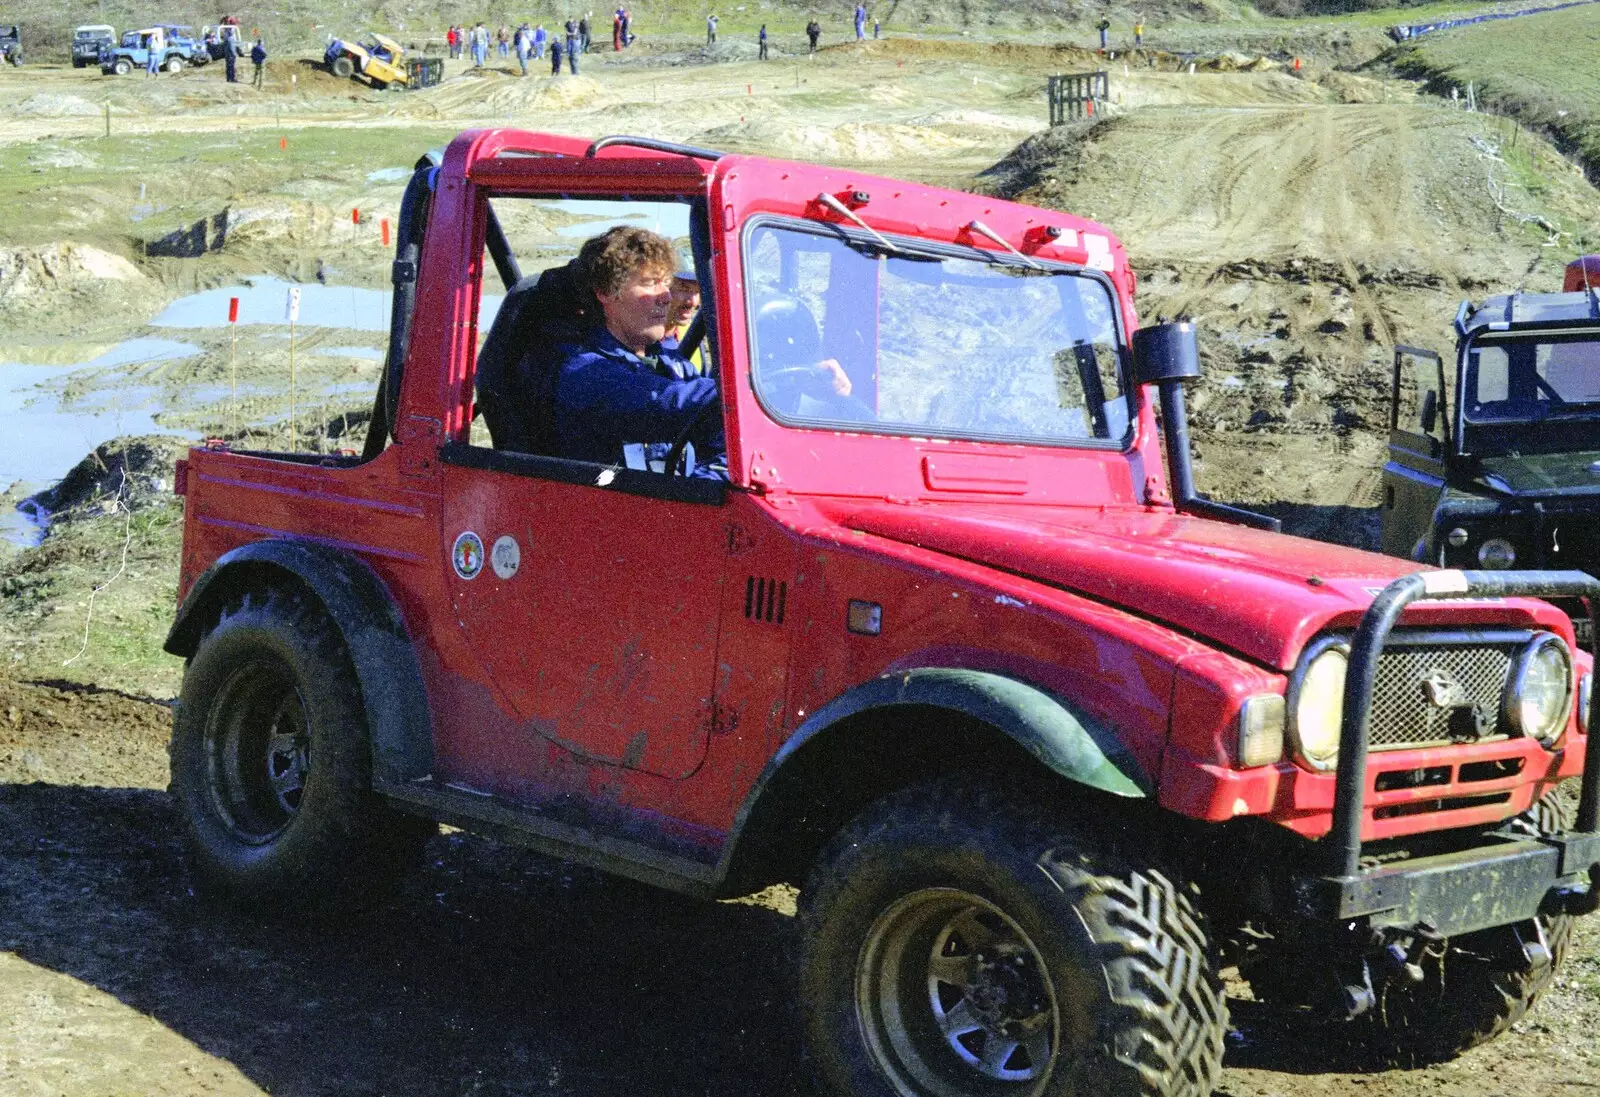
left=579, top=13, right=591, bottom=53
left=706, top=13, right=718, bottom=45
left=550, top=35, right=563, bottom=74
left=146, top=25, right=165, bottom=77
left=222, top=30, right=239, bottom=82
left=1133, top=15, right=1145, bottom=47
left=758, top=23, right=769, bottom=59
left=250, top=35, right=266, bottom=88
left=1096, top=15, right=1110, bottom=51
left=533, top=23, right=547, bottom=58
left=855, top=4, right=867, bottom=40
left=806, top=17, right=820, bottom=52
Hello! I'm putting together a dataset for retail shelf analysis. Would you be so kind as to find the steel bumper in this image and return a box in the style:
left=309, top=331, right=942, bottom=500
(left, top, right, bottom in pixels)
left=1292, top=569, right=1600, bottom=937
left=1294, top=831, right=1600, bottom=937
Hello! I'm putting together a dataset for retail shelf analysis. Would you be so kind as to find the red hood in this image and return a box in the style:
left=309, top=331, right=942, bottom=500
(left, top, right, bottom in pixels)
left=835, top=503, right=1556, bottom=669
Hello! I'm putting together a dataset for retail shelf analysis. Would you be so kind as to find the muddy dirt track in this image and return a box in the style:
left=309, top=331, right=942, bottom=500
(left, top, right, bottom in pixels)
left=4, top=25, right=1600, bottom=1097
left=5, top=679, right=1600, bottom=1097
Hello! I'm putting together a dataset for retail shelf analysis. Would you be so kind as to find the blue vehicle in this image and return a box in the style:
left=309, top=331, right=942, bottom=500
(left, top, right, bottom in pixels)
left=100, top=25, right=210, bottom=75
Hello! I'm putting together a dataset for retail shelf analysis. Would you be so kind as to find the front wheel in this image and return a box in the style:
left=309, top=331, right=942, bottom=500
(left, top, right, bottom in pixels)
left=1371, top=792, right=1576, bottom=1064
left=112, top=58, right=131, bottom=75
left=331, top=55, right=354, bottom=78
left=799, top=784, right=1227, bottom=1097
left=165, top=55, right=184, bottom=73
left=169, top=586, right=431, bottom=911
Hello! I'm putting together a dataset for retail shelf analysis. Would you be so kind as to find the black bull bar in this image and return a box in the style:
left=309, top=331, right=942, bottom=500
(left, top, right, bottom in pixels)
left=1293, top=570, right=1600, bottom=936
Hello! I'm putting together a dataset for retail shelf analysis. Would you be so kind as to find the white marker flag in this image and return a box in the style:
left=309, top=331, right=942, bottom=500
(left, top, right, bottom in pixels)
left=286, top=286, right=301, bottom=323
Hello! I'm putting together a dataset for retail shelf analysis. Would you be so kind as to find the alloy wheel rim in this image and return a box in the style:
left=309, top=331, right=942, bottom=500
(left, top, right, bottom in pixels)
left=856, top=887, right=1057, bottom=1097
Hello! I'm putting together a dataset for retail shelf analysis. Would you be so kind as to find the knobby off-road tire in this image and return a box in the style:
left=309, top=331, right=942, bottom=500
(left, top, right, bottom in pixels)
left=170, top=587, right=430, bottom=912
left=1372, top=791, right=1575, bottom=1065
left=112, top=58, right=132, bottom=75
left=331, top=55, right=354, bottom=78
left=164, top=56, right=183, bottom=74
left=798, top=784, right=1227, bottom=1097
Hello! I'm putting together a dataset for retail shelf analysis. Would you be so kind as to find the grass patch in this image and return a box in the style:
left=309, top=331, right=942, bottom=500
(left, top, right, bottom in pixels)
left=1395, top=6, right=1600, bottom=182
left=0, top=440, right=188, bottom=698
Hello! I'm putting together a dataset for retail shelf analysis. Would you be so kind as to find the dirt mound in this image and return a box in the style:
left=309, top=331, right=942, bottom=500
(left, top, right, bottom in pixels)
left=12, top=93, right=103, bottom=118
left=0, top=244, right=144, bottom=300
left=704, top=119, right=974, bottom=161
left=28, top=437, right=184, bottom=522
left=839, top=37, right=1104, bottom=72
left=0, top=677, right=171, bottom=788
left=0, top=244, right=154, bottom=338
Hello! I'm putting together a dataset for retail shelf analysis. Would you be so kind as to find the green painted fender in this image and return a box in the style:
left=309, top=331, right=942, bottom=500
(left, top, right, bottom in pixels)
left=742, top=667, right=1149, bottom=814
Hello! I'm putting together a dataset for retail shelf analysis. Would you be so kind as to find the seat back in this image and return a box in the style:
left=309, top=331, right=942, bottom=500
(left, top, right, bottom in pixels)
left=475, top=259, right=593, bottom=453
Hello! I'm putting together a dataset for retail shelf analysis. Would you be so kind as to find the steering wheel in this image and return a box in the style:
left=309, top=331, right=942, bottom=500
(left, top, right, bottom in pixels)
left=664, top=398, right=721, bottom=477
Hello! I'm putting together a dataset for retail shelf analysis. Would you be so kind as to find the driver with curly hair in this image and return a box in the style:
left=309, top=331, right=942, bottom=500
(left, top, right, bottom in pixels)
left=552, top=226, right=724, bottom=477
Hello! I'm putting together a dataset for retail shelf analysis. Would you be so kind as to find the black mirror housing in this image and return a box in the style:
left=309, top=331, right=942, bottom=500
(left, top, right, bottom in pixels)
left=1132, top=321, right=1202, bottom=387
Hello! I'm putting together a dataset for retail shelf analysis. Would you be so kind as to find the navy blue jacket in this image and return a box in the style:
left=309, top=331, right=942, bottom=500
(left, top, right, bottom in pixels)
left=552, top=328, right=724, bottom=477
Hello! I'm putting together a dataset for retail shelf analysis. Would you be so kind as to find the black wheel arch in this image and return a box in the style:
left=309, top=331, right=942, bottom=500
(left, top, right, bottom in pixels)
left=715, top=668, right=1151, bottom=897
left=165, top=539, right=434, bottom=786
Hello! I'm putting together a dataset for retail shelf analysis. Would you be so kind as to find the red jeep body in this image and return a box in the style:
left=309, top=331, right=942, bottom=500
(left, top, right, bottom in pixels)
left=166, top=130, right=1600, bottom=1092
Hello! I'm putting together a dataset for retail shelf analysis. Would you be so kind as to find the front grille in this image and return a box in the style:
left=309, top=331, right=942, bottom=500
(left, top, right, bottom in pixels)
left=1368, top=636, right=1520, bottom=751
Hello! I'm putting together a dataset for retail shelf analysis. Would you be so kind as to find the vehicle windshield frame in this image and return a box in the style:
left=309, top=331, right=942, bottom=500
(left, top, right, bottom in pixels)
left=1458, top=325, right=1600, bottom=427
left=738, top=214, right=1135, bottom=453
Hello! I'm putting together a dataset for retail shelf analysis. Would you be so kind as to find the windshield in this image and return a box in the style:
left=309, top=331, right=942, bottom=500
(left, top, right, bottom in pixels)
left=1464, top=330, right=1600, bottom=423
left=76, top=29, right=109, bottom=40
left=744, top=223, right=1130, bottom=447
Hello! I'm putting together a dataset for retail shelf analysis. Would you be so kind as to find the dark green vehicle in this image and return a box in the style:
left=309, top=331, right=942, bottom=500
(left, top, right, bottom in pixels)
left=1383, top=261, right=1600, bottom=638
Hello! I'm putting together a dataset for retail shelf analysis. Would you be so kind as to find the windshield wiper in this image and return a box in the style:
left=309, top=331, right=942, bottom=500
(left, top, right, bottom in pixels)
left=813, top=192, right=903, bottom=256
left=966, top=219, right=1043, bottom=271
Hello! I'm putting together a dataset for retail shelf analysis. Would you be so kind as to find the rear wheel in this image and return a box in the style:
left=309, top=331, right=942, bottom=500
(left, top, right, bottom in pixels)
left=799, top=784, right=1227, bottom=1097
left=331, top=55, right=354, bottom=78
left=169, top=586, right=431, bottom=911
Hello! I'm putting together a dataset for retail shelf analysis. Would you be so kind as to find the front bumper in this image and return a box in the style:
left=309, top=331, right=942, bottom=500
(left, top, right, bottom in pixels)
left=1292, top=570, right=1600, bottom=937
left=1294, top=831, right=1600, bottom=937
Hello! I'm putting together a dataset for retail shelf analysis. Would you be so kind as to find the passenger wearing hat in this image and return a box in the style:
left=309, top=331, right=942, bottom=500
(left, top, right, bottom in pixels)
left=660, top=268, right=705, bottom=375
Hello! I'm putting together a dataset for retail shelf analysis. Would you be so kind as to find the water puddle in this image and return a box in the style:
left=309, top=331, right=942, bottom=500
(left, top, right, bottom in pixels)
left=0, top=354, right=199, bottom=547
left=150, top=276, right=503, bottom=332
left=322, top=345, right=387, bottom=361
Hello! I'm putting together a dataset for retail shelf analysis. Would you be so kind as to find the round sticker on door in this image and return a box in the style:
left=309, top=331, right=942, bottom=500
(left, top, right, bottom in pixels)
left=451, top=531, right=485, bottom=580
left=491, top=535, right=521, bottom=580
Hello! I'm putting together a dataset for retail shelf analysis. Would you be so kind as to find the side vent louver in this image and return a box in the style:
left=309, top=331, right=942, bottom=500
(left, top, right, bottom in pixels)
left=745, top=577, right=787, bottom=625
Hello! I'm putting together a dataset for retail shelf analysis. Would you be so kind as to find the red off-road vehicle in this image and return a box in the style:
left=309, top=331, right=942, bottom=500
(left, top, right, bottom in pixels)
left=167, top=129, right=1600, bottom=1097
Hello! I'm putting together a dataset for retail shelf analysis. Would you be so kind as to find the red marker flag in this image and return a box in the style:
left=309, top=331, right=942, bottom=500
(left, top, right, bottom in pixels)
left=351, top=208, right=360, bottom=224
left=228, top=296, right=240, bottom=323
left=381, top=218, right=391, bottom=247
left=279, top=137, right=287, bottom=150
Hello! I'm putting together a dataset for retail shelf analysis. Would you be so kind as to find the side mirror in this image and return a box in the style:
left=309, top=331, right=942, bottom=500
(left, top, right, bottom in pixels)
left=1132, top=321, right=1202, bottom=387
left=1131, top=320, right=1280, bottom=533
left=1419, top=388, right=1438, bottom=435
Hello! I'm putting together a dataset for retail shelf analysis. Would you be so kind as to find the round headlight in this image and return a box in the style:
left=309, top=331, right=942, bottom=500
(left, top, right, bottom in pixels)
left=1446, top=527, right=1469, bottom=547
left=1478, top=538, right=1517, bottom=569
left=1507, top=633, right=1573, bottom=745
left=1291, top=640, right=1348, bottom=771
